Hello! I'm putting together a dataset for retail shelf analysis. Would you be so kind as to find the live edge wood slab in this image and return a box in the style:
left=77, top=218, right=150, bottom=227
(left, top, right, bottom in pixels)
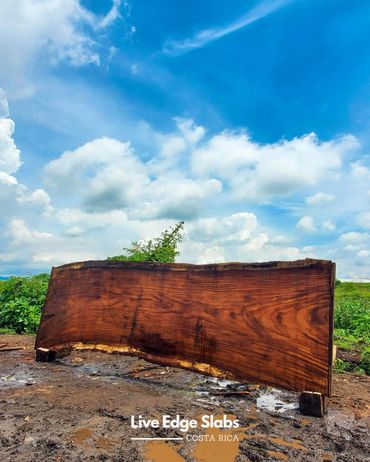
left=35, top=258, right=335, bottom=409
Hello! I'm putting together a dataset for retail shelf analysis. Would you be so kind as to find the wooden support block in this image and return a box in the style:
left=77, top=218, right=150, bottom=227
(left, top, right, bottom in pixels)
left=299, top=391, right=326, bottom=417
left=36, top=347, right=56, bottom=362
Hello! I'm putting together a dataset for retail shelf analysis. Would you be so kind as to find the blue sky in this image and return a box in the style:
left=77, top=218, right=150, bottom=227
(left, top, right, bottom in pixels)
left=1, top=0, right=370, bottom=279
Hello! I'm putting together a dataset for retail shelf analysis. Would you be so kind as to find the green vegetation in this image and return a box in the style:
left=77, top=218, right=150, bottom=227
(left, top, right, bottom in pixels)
left=0, top=274, right=49, bottom=334
left=107, top=221, right=184, bottom=263
left=334, top=282, right=370, bottom=374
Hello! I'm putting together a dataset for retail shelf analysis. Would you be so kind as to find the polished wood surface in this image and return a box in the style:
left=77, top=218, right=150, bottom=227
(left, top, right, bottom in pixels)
left=36, top=259, right=335, bottom=395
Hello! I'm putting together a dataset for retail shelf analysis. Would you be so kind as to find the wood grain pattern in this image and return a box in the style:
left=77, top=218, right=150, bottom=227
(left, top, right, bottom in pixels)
left=35, top=259, right=335, bottom=395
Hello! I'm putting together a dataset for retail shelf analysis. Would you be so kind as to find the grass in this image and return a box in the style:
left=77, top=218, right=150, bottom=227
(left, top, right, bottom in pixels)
left=0, top=327, right=17, bottom=334
left=334, top=282, right=370, bottom=374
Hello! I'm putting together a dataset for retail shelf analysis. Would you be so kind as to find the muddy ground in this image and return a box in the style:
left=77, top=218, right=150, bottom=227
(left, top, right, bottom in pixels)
left=0, top=335, right=369, bottom=462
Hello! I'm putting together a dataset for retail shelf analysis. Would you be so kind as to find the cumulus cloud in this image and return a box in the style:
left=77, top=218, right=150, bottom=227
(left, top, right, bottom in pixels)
left=174, top=118, right=206, bottom=144
left=44, top=123, right=221, bottom=220
left=0, top=93, right=55, bottom=272
left=339, top=231, right=370, bottom=243
left=192, top=131, right=358, bottom=201
left=8, top=219, right=53, bottom=245
left=189, top=212, right=257, bottom=243
left=141, top=177, right=222, bottom=220
left=0, top=0, right=126, bottom=97
left=0, top=92, right=53, bottom=219
left=44, top=137, right=149, bottom=212
left=0, top=118, right=21, bottom=174
left=192, top=130, right=258, bottom=178
left=149, top=118, right=206, bottom=175
left=183, top=212, right=306, bottom=265
left=339, top=231, right=370, bottom=248
left=351, top=162, right=370, bottom=179
left=16, top=189, right=53, bottom=213
left=296, top=216, right=316, bottom=232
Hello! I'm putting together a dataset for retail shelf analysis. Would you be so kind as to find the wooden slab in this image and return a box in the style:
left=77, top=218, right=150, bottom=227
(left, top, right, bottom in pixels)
left=35, top=259, right=335, bottom=395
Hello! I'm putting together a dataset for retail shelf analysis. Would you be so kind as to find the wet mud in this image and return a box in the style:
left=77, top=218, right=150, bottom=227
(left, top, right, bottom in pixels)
left=0, top=335, right=369, bottom=461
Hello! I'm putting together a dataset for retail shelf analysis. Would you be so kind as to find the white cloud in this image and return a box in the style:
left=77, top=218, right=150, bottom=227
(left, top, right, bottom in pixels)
left=158, top=136, right=187, bottom=159
left=0, top=0, right=125, bottom=97
left=185, top=212, right=307, bottom=265
left=44, top=137, right=149, bottom=212
left=358, top=211, right=370, bottom=229
left=0, top=89, right=9, bottom=118
left=44, top=126, right=221, bottom=220
left=96, top=0, right=123, bottom=29
left=189, top=212, right=257, bottom=243
left=322, top=220, right=336, bottom=231
left=163, top=0, right=294, bottom=56
left=17, top=189, right=53, bottom=213
left=296, top=216, right=316, bottom=232
left=339, top=231, right=370, bottom=243
left=192, top=131, right=358, bottom=201
left=242, top=233, right=269, bottom=251
left=192, top=131, right=258, bottom=178
left=351, top=162, right=370, bottom=179
left=63, top=226, right=85, bottom=237
left=0, top=118, right=21, bottom=174
left=8, top=219, right=53, bottom=245
left=174, top=118, right=205, bottom=144
left=140, top=177, right=222, bottom=220
left=149, top=118, right=205, bottom=175
left=0, top=172, right=18, bottom=186
left=306, top=192, right=335, bottom=205
left=183, top=242, right=226, bottom=265
left=339, top=231, right=370, bottom=251
left=0, top=96, right=52, bottom=219
left=56, top=208, right=127, bottom=233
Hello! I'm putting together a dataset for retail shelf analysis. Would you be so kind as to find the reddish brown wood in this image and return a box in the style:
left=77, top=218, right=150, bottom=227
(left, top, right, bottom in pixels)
left=35, top=259, right=335, bottom=395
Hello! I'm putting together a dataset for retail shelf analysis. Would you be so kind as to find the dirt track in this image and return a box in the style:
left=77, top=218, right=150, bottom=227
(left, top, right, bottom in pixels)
left=0, top=335, right=369, bottom=461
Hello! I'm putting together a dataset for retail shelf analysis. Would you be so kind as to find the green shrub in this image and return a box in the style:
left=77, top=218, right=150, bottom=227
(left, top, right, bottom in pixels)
left=334, top=358, right=366, bottom=375
left=0, top=274, right=49, bottom=334
left=334, top=328, right=362, bottom=350
left=334, top=358, right=353, bottom=373
left=108, top=221, right=184, bottom=263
